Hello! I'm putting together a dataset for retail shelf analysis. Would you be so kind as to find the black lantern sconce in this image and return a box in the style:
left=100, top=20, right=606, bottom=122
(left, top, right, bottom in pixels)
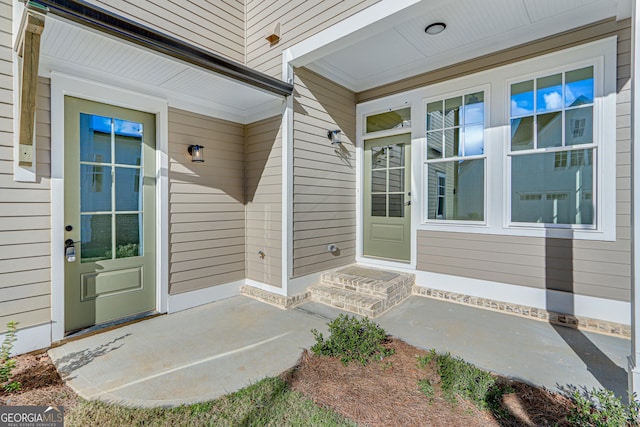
left=327, top=129, right=342, bottom=145
left=188, top=145, right=204, bottom=162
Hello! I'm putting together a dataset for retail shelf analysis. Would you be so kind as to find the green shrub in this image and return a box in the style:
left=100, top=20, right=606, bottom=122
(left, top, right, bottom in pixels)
left=0, top=321, right=21, bottom=392
left=567, top=388, right=640, bottom=426
left=418, top=379, right=435, bottom=400
left=310, top=314, right=394, bottom=366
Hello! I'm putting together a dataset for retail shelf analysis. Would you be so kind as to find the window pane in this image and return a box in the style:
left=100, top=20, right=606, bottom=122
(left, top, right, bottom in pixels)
left=537, top=74, right=563, bottom=113
left=115, top=167, right=142, bottom=212
left=511, top=150, right=593, bottom=224
left=371, top=146, right=387, bottom=169
left=427, top=159, right=484, bottom=221
left=114, top=119, right=143, bottom=166
left=565, top=66, right=594, bottom=107
left=371, top=170, right=386, bottom=193
left=388, top=194, right=404, bottom=218
left=366, top=107, right=411, bottom=132
left=464, top=124, right=484, bottom=156
left=388, top=169, right=404, bottom=193
left=427, top=101, right=443, bottom=130
left=464, top=92, right=484, bottom=125
left=444, top=128, right=460, bottom=158
left=565, top=107, right=593, bottom=146
left=537, top=112, right=562, bottom=148
left=81, top=214, right=112, bottom=262
left=427, top=131, right=443, bottom=159
left=511, top=117, right=534, bottom=151
left=371, top=194, right=386, bottom=217
left=116, top=213, right=142, bottom=258
left=511, top=80, right=534, bottom=116
left=80, top=114, right=112, bottom=163
left=444, top=97, right=462, bottom=127
left=80, top=164, right=112, bottom=212
left=388, top=144, right=405, bottom=167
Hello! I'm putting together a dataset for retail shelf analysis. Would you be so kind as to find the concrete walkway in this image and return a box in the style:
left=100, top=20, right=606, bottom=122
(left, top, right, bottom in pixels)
left=49, top=295, right=631, bottom=407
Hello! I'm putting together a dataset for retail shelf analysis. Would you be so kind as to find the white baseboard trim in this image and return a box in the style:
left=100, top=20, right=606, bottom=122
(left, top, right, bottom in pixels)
left=0, top=323, right=51, bottom=355
left=167, top=280, right=243, bottom=313
left=414, top=271, right=630, bottom=325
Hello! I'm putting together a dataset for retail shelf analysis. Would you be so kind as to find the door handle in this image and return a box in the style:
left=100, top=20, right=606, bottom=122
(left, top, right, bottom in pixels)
left=65, top=239, right=77, bottom=262
left=404, top=200, right=411, bottom=206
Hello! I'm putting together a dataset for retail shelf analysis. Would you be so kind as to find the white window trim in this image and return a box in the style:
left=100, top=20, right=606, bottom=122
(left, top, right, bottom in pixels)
left=356, top=36, right=617, bottom=244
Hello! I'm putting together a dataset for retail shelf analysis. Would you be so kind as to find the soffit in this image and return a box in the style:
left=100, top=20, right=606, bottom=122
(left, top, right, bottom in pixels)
left=38, top=16, right=284, bottom=124
left=299, top=0, right=631, bottom=93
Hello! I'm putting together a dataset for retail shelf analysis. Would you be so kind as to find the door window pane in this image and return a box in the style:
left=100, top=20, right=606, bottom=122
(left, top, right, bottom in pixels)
left=114, top=119, right=143, bottom=166
left=81, top=214, right=112, bottom=262
left=511, top=150, right=593, bottom=224
left=115, top=167, right=142, bottom=211
left=116, top=214, right=142, bottom=258
left=388, top=194, right=404, bottom=218
left=371, top=170, right=387, bottom=192
left=80, top=114, right=112, bottom=163
left=427, top=159, right=484, bottom=221
left=371, top=194, right=386, bottom=216
left=388, top=169, right=404, bottom=193
left=371, top=146, right=387, bottom=169
left=80, top=164, right=112, bottom=212
left=388, top=144, right=405, bottom=167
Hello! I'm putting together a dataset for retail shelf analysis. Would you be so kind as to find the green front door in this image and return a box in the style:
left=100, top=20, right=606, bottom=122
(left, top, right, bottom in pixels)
left=363, top=134, right=411, bottom=261
left=64, top=97, right=156, bottom=333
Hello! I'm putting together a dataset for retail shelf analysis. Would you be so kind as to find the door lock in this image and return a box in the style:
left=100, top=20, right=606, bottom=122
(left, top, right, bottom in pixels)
left=405, top=200, right=411, bottom=206
left=65, top=239, right=77, bottom=263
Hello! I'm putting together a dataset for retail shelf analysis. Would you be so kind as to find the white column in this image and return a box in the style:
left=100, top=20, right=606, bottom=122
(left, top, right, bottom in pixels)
left=630, top=0, right=640, bottom=402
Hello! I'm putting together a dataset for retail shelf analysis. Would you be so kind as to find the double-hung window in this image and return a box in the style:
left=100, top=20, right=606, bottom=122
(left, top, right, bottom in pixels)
left=425, top=90, right=486, bottom=222
left=509, top=66, right=595, bottom=226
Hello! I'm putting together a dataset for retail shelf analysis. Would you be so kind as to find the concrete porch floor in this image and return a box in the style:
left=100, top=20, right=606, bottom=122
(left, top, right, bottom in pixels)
left=48, top=295, right=631, bottom=407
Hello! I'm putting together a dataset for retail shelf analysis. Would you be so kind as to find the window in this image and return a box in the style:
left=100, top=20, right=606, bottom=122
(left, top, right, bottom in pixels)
left=509, top=66, right=595, bottom=226
left=425, top=91, right=485, bottom=221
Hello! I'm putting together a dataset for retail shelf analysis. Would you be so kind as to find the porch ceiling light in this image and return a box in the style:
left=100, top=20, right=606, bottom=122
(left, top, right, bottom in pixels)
left=188, top=144, right=204, bottom=162
left=327, top=129, right=342, bottom=145
left=425, top=22, right=446, bottom=35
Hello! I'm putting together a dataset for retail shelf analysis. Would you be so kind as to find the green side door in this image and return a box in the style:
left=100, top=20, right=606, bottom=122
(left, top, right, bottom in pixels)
left=363, top=134, right=411, bottom=261
left=64, top=96, right=156, bottom=333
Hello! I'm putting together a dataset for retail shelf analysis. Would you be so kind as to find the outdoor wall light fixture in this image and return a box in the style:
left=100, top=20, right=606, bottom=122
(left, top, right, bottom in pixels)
left=188, top=144, right=204, bottom=162
left=327, top=129, right=342, bottom=145
left=425, top=22, right=446, bottom=35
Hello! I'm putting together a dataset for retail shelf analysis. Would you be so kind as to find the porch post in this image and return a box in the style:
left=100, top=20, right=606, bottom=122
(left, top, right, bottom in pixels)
left=631, top=0, right=640, bottom=402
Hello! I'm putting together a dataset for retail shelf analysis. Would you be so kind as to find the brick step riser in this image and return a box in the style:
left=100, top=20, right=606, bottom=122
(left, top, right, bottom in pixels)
left=320, top=277, right=413, bottom=298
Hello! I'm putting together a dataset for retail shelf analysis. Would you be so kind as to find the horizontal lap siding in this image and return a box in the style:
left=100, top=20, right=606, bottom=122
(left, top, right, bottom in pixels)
left=169, top=108, right=245, bottom=294
left=292, top=68, right=356, bottom=277
left=89, top=0, right=244, bottom=63
left=245, top=0, right=380, bottom=78
left=245, top=116, right=282, bottom=287
left=0, top=12, right=53, bottom=333
left=414, top=21, right=632, bottom=302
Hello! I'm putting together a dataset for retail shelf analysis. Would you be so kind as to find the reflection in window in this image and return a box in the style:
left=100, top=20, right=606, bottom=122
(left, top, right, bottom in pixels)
left=427, top=160, right=484, bottom=221
left=366, top=108, right=411, bottom=133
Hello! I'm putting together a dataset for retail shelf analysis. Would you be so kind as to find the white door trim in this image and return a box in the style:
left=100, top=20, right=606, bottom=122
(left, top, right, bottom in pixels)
left=50, top=72, right=169, bottom=342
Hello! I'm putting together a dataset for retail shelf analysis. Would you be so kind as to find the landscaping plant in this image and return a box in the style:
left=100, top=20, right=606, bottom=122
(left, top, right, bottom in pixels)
left=310, top=314, right=394, bottom=366
left=0, top=321, right=21, bottom=392
left=567, top=388, right=640, bottom=427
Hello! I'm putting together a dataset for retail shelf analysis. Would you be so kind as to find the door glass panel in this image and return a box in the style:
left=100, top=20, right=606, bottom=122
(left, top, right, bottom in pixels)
left=371, top=194, right=386, bottom=216
left=114, top=119, right=143, bottom=166
left=80, top=114, right=112, bottom=163
left=388, top=169, right=404, bottom=193
left=388, top=145, right=405, bottom=167
left=371, top=170, right=387, bottom=192
left=81, top=214, right=112, bottom=262
left=388, top=194, right=404, bottom=218
left=116, top=214, right=142, bottom=258
left=80, top=164, right=112, bottom=212
left=115, top=167, right=142, bottom=211
left=371, top=146, right=387, bottom=169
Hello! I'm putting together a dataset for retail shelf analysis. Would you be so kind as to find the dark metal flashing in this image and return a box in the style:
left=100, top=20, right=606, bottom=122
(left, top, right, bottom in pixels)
left=30, top=0, right=293, bottom=97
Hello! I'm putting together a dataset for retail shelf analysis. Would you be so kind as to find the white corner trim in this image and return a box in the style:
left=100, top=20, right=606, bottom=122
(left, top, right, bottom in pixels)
left=167, top=280, right=244, bottom=313
left=50, top=72, right=169, bottom=341
left=282, top=63, right=295, bottom=293
left=0, top=323, right=51, bottom=355
left=414, top=271, right=631, bottom=325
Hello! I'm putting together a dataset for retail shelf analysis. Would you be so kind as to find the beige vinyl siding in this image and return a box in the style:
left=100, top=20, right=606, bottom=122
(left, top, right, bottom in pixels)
left=89, top=0, right=245, bottom=63
left=413, top=20, right=632, bottom=302
left=292, top=68, right=356, bottom=277
left=246, top=0, right=381, bottom=79
left=169, top=108, right=245, bottom=294
left=0, top=56, right=53, bottom=333
left=245, top=116, right=282, bottom=287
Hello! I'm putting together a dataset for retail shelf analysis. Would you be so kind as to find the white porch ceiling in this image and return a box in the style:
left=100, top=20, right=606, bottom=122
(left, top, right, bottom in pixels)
left=38, top=16, right=284, bottom=124
left=299, top=0, right=631, bottom=93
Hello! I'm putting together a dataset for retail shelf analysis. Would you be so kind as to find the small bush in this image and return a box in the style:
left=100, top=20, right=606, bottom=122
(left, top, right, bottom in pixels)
left=0, top=321, right=21, bottom=392
left=567, top=388, right=640, bottom=426
left=310, top=314, right=394, bottom=366
left=418, top=379, right=435, bottom=400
